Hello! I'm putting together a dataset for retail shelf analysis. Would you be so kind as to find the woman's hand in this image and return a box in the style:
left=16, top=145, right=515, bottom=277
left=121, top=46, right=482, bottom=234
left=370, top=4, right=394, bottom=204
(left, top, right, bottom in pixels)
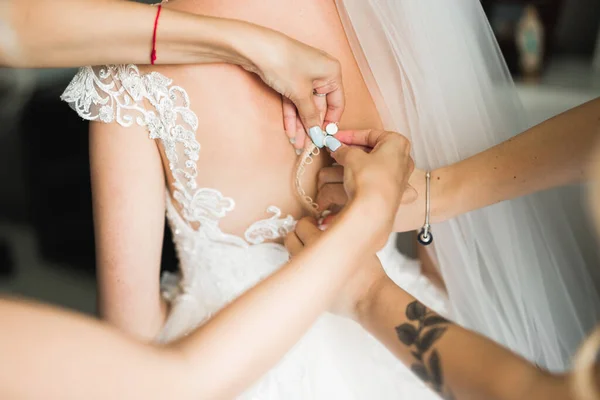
left=3, top=0, right=344, bottom=149
left=242, top=27, right=345, bottom=149
left=317, top=165, right=423, bottom=229
left=325, top=129, right=415, bottom=237
left=318, top=130, right=440, bottom=232
left=285, top=218, right=387, bottom=320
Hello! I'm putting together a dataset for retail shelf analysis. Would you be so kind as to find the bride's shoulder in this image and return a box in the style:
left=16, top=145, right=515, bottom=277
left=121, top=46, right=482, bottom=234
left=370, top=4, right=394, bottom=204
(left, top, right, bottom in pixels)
left=60, top=64, right=180, bottom=126
left=60, top=65, right=139, bottom=122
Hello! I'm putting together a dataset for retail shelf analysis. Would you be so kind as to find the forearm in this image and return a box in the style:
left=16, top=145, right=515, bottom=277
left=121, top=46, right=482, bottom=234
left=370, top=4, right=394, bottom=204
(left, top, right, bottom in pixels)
left=174, top=200, right=383, bottom=398
left=1, top=0, right=265, bottom=68
left=0, top=298, right=191, bottom=400
left=432, top=97, right=600, bottom=223
left=0, top=200, right=384, bottom=399
left=358, top=279, right=571, bottom=400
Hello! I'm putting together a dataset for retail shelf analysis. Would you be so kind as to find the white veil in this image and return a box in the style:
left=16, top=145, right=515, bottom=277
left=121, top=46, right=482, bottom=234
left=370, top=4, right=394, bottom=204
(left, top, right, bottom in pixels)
left=336, top=0, right=600, bottom=371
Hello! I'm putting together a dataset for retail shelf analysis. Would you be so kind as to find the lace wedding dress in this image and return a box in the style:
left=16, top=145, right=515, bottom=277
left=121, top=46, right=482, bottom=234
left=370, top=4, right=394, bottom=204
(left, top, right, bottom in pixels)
left=62, top=62, right=447, bottom=399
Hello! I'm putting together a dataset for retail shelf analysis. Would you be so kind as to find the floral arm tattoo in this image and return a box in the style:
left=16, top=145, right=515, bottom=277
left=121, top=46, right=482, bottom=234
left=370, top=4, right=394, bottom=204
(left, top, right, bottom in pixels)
left=395, top=301, right=455, bottom=399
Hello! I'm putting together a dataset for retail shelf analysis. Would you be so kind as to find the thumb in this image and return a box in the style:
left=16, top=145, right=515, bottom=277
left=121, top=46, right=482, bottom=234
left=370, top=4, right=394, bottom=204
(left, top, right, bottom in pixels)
left=293, top=94, right=323, bottom=134
left=329, top=144, right=352, bottom=165
left=335, top=129, right=386, bottom=148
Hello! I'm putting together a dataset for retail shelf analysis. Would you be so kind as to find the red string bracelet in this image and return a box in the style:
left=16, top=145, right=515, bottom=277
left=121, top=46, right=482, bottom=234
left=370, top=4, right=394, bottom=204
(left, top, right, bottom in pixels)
left=150, top=4, right=162, bottom=65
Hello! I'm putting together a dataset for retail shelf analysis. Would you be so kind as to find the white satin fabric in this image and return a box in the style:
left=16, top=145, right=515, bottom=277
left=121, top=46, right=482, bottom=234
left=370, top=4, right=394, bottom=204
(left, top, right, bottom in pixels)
left=337, top=0, right=600, bottom=371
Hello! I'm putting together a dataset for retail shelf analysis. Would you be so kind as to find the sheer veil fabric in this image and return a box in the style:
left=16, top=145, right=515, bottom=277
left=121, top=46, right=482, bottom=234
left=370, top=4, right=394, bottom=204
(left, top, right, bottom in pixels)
left=336, top=0, right=600, bottom=371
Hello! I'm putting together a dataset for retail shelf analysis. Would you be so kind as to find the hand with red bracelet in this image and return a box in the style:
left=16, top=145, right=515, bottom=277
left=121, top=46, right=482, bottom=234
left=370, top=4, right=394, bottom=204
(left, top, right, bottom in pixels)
left=1, top=0, right=343, bottom=149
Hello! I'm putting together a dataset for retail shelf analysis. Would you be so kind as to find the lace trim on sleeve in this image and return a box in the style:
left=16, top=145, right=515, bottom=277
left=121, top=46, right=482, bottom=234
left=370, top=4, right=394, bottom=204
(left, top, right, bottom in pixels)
left=61, top=65, right=295, bottom=246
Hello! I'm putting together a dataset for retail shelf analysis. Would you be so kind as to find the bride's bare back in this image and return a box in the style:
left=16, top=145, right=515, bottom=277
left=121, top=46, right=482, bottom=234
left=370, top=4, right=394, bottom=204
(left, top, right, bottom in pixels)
left=87, top=0, right=383, bottom=339
left=153, top=0, right=383, bottom=234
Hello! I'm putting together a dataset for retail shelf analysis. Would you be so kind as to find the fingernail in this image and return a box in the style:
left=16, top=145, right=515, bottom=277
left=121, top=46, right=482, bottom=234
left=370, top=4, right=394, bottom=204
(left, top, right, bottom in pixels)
left=318, top=224, right=329, bottom=231
left=324, top=136, right=341, bottom=152
left=320, top=210, right=332, bottom=218
left=325, top=122, right=338, bottom=136
left=308, top=126, right=325, bottom=148
left=289, top=137, right=296, bottom=145
left=296, top=148, right=303, bottom=156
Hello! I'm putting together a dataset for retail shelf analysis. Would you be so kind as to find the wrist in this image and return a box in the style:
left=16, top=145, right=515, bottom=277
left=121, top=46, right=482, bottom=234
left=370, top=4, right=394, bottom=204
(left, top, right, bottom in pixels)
left=202, top=17, right=260, bottom=68
left=351, top=193, right=396, bottom=245
left=217, top=19, right=266, bottom=71
left=224, top=20, right=287, bottom=76
left=156, top=12, right=258, bottom=67
left=324, top=195, right=394, bottom=258
left=393, top=168, right=455, bottom=232
left=430, top=166, right=459, bottom=223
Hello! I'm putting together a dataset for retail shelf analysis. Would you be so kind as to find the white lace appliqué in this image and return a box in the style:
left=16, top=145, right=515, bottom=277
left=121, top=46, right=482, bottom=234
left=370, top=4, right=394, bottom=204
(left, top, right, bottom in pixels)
left=245, top=206, right=296, bottom=245
left=62, top=64, right=295, bottom=246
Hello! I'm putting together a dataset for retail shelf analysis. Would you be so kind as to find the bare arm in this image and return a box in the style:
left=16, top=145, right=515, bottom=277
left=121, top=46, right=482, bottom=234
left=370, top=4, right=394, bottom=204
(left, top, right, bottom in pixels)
left=0, top=0, right=256, bottom=68
left=90, top=121, right=167, bottom=340
left=286, top=218, right=574, bottom=400
left=358, top=278, right=572, bottom=400
left=428, top=97, right=600, bottom=225
left=0, top=0, right=343, bottom=131
left=0, top=130, right=412, bottom=400
left=392, top=97, right=600, bottom=231
left=324, top=98, right=600, bottom=231
left=0, top=200, right=385, bottom=400
left=0, top=298, right=189, bottom=399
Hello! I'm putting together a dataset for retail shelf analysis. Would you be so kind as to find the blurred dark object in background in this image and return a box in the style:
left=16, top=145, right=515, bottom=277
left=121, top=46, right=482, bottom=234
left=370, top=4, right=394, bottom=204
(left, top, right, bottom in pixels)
left=0, top=241, right=14, bottom=277
left=20, top=82, right=97, bottom=272
left=0, top=71, right=177, bottom=278
left=482, top=0, right=565, bottom=76
left=482, top=0, right=600, bottom=77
